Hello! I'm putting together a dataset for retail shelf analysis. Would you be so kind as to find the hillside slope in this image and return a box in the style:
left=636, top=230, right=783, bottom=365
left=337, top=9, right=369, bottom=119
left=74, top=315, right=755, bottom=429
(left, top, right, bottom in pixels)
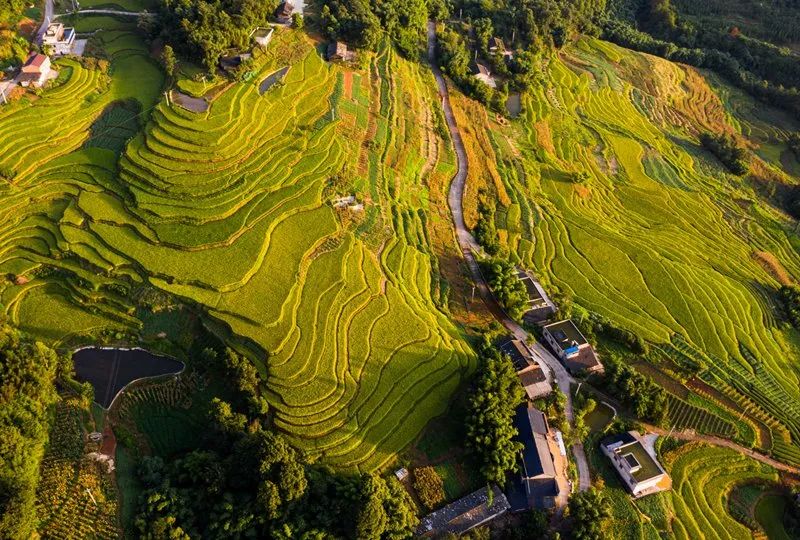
left=0, top=28, right=475, bottom=472
left=455, top=37, right=800, bottom=462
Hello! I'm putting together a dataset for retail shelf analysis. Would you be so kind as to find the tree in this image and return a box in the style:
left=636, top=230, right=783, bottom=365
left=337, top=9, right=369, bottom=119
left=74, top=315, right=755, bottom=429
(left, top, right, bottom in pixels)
left=569, top=488, right=611, bottom=539
left=355, top=474, right=418, bottom=539
left=156, top=0, right=279, bottom=70
left=474, top=195, right=500, bottom=255
left=789, top=132, right=800, bottom=160
left=0, top=322, right=59, bottom=539
left=291, top=13, right=304, bottom=29
left=699, top=132, right=749, bottom=175
left=465, top=342, right=525, bottom=484
left=161, top=45, right=177, bottom=78
left=483, top=258, right=528, bottom=321
left=412, top=466, right=445, bottom=511
left=602, top=355, right=667, bottom=425
left=224, top=348, right=269, bottom=417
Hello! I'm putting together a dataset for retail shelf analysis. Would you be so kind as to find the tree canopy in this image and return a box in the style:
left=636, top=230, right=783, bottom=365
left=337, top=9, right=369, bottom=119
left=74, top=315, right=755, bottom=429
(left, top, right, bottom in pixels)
left=152, top=0, right=278, bottom=70
left=568, top=487, right=611, bottom=540
left=483, top=258, right=529, bottom=321
left=465, top=341, right=525, bottom=485
left=0, top=321, right=60, bottom=539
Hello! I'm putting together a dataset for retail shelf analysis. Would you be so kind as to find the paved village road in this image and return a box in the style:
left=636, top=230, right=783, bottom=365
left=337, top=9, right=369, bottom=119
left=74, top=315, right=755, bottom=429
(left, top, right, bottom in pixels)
left=426, top=21, right=591, bottom=494
left=36, top=0, right=54, bottom=41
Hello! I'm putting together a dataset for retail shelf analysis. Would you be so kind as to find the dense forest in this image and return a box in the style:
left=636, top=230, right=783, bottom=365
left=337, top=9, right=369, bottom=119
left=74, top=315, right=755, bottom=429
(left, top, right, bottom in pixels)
left=320, top=0, right=433, bottom=57
left=148, top=0, right=279, bottom=70
left=603, top=0, right=800, bottom=120
left=0, top=321, right=60, bottom=539
left=132, top=347, right=418, bottom=538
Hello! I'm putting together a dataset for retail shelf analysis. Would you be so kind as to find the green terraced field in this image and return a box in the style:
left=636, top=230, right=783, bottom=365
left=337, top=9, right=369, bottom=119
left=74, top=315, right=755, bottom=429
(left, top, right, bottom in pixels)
left=595, top=441, right=782, bottom=539
left=655, top=443, right=779, bottom=539
left=0, top=28, right=474, bottom=472
left=478, top=37, right=800, bottom=461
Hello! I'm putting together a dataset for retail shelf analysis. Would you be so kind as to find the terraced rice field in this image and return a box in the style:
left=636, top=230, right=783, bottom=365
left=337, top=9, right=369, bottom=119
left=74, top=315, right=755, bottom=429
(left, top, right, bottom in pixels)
left=665, top=394, right=736, bottom=438
left=0, top=28, right=473, bottom=472
left=596, top=441, right=782, bottom=539
left=461, top=37, right=800, bottom=461
left=653, top=443, right=779, bottom=539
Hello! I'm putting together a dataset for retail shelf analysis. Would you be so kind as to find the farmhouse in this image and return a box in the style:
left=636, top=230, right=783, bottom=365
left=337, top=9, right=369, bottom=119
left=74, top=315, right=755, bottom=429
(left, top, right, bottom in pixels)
left=219, top=53, right=252, bottom=73
left=472, top=61, right=496, bottom=88
left=542, top=319, right=603, bottom=375
left=498, top=338, right=550, bottom=399
left=517, top=269, right=557, bottom=324
left=19, top=53, right=51, bottom=88
left=506, top=405, right=564, bottom=510
left=327, top=41, right=348, bottom=62
left=416, top=486, right=510, bottom=537
left=41, top=23, right=75, bottom=56
left=601, top=431, right=671, bottom=498
left=276, top=1, right=294, bottom=24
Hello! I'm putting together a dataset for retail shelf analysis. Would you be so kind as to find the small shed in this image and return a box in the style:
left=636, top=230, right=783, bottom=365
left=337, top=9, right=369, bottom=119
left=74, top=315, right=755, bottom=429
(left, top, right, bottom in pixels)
left=251, top=27, right=274, bottom=48
left=488, top=36, right=505, bottom=54
left=327, top=41, right=348, bottom=61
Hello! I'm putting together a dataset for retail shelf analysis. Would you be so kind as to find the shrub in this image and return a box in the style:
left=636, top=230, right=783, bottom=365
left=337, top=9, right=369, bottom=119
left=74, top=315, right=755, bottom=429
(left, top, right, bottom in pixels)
left=0, top=165, right=15, bottom=182
left=473, top=195, right=500, bottom=255
left=412, top=466, right=445, bottom=511
left=779, top=285, right=800, bottom=329
left=700, top=132, right=749, bottom=175
left=482, top=258, right=528, bottom=321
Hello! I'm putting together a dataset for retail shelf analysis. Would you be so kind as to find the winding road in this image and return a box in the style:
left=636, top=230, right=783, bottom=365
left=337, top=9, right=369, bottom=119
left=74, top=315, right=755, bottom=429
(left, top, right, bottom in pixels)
left=426, top=21, right=592, bottom=494
left=36, top=0, right=54, bottom=42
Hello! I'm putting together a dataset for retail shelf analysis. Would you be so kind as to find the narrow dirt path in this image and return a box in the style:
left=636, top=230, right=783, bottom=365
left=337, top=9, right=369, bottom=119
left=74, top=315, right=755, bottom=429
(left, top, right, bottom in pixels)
left=54, top=9, right=151, bottom=18
left=426, top=20, right=591, bottom=494
left=644, top=424, right=800, bottom=476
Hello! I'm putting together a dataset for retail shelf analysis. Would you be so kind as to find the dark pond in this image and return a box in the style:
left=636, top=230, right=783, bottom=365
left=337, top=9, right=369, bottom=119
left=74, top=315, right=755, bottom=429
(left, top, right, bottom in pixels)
left=73, top=347, right=184, bottom=408
left=259, top=66, right=289, bottom=95
left=172, top=90, right=209, bottom=112
left=506, top=92, right=521, bottom=117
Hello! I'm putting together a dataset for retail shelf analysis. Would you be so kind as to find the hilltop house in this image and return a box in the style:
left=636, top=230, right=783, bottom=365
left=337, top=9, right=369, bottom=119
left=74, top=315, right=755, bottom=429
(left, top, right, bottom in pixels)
left=517, top=269, right=557, bottom=324
left=19, top=53, right=51, bottom=88
left=498, top=338, right=550, bottom=399
left=276, top=1, right=294, bottom=24
left=507, top=405, right=563, bottom=510
left=542, top=319, right=603, bottom=375
left=601, top=431, right=671, bottom=498
left=41, top=23, right=75, bottom=56
left=416, top=486, right=510, bottom=537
